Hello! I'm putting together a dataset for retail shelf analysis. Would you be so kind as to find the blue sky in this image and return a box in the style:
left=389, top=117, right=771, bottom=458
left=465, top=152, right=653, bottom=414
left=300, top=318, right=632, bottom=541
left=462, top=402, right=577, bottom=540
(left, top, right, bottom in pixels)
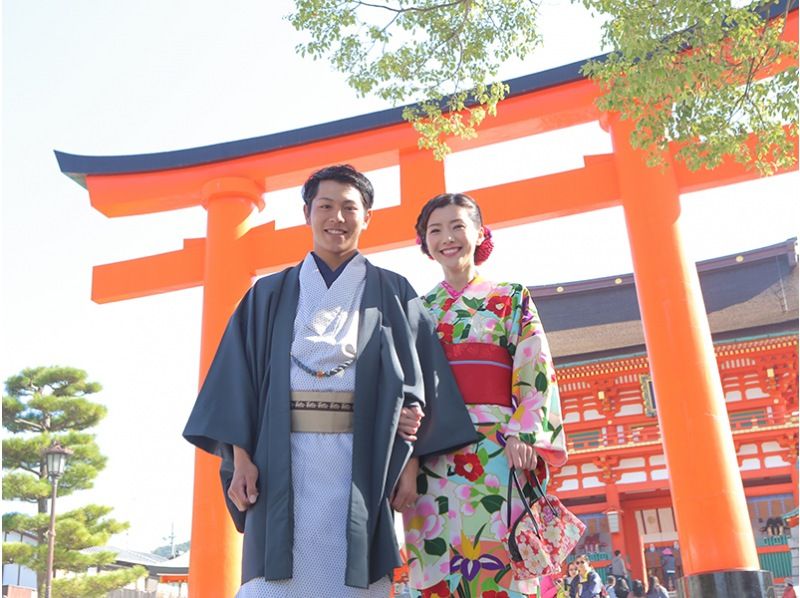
left=2, top=0, right=797, bottom=551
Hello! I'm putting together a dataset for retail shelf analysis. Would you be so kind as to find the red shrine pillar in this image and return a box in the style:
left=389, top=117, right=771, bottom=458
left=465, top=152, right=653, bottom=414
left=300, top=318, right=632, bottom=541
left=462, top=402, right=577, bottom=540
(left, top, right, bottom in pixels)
left=621, top=509, right=646, bottom=583
left=189, top=177, right=264, bottom=597
left=605, top=483, right=626, bottom=555
left=609, top=115, right=772, bottom=597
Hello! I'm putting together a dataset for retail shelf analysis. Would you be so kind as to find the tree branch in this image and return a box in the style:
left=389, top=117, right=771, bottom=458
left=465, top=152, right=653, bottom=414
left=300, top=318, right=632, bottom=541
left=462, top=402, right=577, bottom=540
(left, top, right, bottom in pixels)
left=12, top=418, right=43, bottom=432
left=354, top=0, right=466, bottom=14
left=429, top=0, right=472, bottom=81
left=357, top=10, right=402, bottom=64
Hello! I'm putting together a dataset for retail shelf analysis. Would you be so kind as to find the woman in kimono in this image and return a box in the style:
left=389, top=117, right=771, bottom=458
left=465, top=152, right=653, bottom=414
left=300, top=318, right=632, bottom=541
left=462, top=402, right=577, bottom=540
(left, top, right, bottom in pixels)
left=402, top=192, right=568, bottom=598
left=184, top=167, right=477, bottom=597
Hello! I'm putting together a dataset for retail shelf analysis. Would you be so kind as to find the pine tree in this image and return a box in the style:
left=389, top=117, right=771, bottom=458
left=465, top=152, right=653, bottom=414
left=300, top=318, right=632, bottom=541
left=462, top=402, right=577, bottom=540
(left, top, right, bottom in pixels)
left=2, top=366, right=146, bottom=597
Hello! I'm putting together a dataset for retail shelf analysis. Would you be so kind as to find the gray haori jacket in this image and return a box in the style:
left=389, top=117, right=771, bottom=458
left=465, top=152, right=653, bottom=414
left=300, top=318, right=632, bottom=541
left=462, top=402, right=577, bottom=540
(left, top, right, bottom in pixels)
left=183, top=260, right=478, bottom=588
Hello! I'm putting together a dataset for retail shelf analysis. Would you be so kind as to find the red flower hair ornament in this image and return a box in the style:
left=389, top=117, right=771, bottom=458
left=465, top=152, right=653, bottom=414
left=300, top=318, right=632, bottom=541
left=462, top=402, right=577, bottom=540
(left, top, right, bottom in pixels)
left=475, top=226, right=494, bottom=265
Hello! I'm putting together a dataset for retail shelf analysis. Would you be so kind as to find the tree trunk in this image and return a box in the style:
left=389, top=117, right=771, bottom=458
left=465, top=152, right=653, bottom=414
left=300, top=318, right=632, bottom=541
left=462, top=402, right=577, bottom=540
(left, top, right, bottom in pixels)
left=38, top=458, right=48, bottom=597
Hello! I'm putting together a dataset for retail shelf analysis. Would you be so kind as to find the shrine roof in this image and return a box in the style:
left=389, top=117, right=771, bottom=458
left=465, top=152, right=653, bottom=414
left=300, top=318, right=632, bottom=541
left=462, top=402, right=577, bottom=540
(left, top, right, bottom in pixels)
left=532, top=238, right=799, bottom=362
left=80, top=545, right=166, bottom=566
left=148, top=550, right=190, bottom=575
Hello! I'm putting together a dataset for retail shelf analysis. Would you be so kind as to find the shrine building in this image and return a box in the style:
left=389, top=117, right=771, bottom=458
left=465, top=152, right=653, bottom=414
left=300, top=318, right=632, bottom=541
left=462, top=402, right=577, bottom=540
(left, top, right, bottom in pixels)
left=534, top=238, right=799, bottom=586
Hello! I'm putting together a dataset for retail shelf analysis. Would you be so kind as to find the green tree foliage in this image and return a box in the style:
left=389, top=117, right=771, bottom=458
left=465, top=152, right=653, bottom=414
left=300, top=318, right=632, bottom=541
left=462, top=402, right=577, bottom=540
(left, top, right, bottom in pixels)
left=288, top=0, right=542, bottom=159
left=580, top=0, right=797, bottom=174
left=288, top=0, right=797, bottom=173
left=2, top=366, right=146, bottom=597
left=52, top=566, right=148, bottom=598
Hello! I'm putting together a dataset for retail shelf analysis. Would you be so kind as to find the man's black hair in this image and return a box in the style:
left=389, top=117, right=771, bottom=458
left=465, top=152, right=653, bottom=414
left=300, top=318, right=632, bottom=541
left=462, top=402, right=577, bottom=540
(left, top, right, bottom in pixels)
left=301, top=164, right=374, bottom=210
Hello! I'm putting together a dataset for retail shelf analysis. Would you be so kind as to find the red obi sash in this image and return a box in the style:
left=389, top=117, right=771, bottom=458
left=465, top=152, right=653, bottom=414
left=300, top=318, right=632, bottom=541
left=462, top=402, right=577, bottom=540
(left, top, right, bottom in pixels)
left=442, top=343, right=513, bottom=408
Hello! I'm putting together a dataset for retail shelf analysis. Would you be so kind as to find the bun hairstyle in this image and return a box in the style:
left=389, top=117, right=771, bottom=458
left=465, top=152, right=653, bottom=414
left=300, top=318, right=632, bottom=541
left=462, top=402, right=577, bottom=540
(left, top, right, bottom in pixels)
left=415, top=193, right=494, bottom=265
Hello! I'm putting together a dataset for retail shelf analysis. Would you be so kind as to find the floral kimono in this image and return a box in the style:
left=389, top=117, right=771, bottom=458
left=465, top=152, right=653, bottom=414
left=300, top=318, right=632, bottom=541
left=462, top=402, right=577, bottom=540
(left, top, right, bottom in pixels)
left=403, top=278, right=568, bottom=598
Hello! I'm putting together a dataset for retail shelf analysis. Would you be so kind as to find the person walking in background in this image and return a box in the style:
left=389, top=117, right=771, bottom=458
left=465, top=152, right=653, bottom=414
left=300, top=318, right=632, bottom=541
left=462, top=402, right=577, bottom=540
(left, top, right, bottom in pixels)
left=645, top=575, right=669, bottom=598
left=564, top=562, right=580, bottom=595
left=614, top=575, right=630, bottom=598
left=783, top=581, right=797, bottom=598
left=605, top=574, right=619, bottom=598
left=644, top=545, right=660, bottom=580
left=660, top=548, right=676, bottom=591
left=569, top=555, right=604, bottom=598
left=402, top=192, right=568, bottom=597
left=611, top=550, right=628, bottom=584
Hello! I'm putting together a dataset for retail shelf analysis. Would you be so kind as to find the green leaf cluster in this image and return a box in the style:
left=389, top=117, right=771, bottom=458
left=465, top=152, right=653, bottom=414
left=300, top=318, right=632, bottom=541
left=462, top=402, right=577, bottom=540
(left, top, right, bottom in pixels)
left=3, top=367, right=107, bottom=503
left=580, top=0, right=797, bottom=174
left=52, top=566, right=148, bottom=598
left=288, top=0, right=543, bottom=158
left=2, top=366, right=145, bottom=597
left=288, top=0, right=797, bottom=174
left=3, top=505, right=130, bottom=571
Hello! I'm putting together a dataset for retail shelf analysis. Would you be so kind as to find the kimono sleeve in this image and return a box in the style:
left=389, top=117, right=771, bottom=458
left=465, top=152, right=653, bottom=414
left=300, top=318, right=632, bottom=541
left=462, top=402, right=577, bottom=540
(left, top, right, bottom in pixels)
left=400, top=282, right=478, bottom=458
left=183, top=287, right=261, bottom=459
left=505, top=284, right=568, bottom=467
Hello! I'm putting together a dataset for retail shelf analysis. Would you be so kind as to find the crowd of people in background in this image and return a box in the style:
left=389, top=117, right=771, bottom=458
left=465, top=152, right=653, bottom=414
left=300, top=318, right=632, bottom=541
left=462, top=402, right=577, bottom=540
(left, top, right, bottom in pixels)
left=554, top=548, right=798, bottom=598
left=553, top=550, right=666, bottom=598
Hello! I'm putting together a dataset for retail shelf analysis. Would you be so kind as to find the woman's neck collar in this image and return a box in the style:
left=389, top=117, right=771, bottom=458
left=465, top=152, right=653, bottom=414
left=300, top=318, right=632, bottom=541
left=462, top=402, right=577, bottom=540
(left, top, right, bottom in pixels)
left=443, top=265, right=478, bottom=292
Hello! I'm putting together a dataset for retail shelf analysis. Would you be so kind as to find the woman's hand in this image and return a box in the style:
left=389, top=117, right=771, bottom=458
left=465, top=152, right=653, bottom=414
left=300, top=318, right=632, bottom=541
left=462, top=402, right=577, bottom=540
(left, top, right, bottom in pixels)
left=391, top=457, right=419, bottom=512
left=228, top=446, right=259, bottom=512
left=504, top=436, right=538, bottom=470
left=398, top=405, right=424, bottom=441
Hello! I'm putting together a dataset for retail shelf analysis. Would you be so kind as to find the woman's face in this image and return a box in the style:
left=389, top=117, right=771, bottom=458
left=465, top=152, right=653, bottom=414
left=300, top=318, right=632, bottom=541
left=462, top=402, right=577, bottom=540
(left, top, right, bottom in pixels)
left=568, top=564, right=577, bottom=577
left=424, top=204, right=484, bottom=273
left=575, top=557, right=590, bottom=575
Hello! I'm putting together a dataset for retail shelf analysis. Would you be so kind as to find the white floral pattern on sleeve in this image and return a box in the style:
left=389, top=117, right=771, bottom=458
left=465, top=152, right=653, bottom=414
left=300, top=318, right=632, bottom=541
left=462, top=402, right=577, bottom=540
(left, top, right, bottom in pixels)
left=504, top=284, right=567, bottom=467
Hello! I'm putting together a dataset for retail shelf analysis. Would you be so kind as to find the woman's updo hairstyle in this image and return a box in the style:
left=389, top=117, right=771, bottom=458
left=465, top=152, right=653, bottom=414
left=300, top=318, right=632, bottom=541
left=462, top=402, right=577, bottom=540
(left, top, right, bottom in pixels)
left=414, top=193, right=494, bottom=265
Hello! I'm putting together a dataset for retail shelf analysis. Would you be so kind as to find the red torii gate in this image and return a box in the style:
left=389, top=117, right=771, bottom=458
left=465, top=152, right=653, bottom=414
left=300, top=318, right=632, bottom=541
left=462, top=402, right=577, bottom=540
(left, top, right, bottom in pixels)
left=56, top=8, right=797, bottom=597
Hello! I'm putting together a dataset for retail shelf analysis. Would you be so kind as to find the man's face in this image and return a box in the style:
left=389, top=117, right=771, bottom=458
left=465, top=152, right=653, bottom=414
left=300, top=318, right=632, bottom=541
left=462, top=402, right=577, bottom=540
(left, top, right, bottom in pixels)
left=304, top=179, right=371, bottom=267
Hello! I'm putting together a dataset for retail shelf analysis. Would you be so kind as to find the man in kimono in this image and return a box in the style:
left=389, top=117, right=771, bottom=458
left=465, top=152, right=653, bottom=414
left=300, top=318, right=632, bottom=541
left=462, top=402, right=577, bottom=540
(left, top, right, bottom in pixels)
left=183, top=164, right=477, bottom=597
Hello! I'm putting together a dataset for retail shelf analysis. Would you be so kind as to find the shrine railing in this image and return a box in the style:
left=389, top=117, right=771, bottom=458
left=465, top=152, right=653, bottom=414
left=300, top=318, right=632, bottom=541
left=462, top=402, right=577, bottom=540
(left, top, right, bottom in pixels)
left=566, top=409, right=798, bottom=453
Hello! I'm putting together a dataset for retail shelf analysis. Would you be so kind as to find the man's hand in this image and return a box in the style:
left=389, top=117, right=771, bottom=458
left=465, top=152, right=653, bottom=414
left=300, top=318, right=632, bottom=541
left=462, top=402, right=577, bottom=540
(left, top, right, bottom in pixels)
left=398, top=405, right=424, bottom=441
left=228, top=446, right=259, bottom=512
left=391, top=457, right=419, bottom=512
left=504, top=436, right=538, bottom=470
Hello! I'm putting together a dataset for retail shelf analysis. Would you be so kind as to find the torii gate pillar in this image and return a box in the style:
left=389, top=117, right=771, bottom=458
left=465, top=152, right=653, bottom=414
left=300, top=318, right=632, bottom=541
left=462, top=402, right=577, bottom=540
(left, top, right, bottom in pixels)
left=610, top=115, right=773, bottom=597
left=192, top=178, right=264, bottom=596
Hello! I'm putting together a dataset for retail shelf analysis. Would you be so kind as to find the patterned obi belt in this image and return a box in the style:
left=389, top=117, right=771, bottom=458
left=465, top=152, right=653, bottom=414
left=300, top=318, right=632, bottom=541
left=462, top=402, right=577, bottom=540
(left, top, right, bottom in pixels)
left=290, top=391, right=354, bottom=433
left=443, top=343, right=513, bottom=408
